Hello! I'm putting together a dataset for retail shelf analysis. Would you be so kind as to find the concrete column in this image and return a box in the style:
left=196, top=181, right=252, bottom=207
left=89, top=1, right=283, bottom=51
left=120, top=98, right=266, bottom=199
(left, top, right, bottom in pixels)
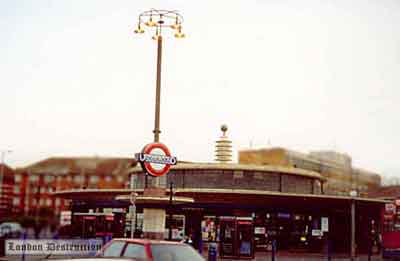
left=142, top=188, right=166, bottom=240
left=350, top=199, right=356, bottom=260
left=143, top=208, right=166, bottom=240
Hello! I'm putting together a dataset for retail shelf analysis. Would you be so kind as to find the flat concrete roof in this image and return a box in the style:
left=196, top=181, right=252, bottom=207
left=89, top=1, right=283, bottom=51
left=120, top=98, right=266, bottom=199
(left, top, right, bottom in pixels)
left=173, top=188, right=390, bottom=204
left=53, top=188, right=389, bottom=204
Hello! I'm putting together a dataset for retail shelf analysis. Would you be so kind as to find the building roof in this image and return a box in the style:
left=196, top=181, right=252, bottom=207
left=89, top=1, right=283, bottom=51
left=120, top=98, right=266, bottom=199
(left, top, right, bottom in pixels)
left=174, top=188, right=390, bottom=204
left=240, top=147, right=382, bottom=180
left=129, top=162, right=325, bottom=180
left=366, top=185, right=400, bottom=200
left=0, top=164, right=14, bottom=178
left=16, top=157, right=136, bottom=176
left=53, top=187, right=389, bottom=205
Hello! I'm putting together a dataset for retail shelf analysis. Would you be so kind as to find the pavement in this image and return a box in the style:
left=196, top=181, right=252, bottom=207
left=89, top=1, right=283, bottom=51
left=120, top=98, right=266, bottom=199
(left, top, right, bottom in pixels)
left=204, top=252, right=384, bottom=261
left=1, top=252, right=385, bottom=261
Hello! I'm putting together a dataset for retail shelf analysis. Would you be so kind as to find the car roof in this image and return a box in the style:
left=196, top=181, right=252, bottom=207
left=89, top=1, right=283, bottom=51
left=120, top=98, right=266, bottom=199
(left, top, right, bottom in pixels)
left=111, top=238, right=184, bottom=245
left=47, top=257, right=143, bottom=261
left=0, top=222, right=21, bottom=227
left=0, top=222, right=22, bottom=229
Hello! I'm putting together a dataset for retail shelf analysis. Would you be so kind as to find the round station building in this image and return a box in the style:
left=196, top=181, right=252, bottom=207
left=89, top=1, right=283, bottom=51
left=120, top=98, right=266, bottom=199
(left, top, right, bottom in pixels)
left=53, top=126, right=386, bottom=257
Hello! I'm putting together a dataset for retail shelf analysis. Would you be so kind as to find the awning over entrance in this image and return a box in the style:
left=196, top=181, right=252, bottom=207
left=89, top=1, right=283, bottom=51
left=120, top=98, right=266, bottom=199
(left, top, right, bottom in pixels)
left=173, top=188, right=389, bottom=210
left=53, top=188, right=388, bottom=210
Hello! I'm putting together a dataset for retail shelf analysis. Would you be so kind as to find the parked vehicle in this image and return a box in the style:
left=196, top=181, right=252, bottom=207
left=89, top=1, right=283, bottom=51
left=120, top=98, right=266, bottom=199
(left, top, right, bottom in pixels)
left=0, top=222, right=22, bottom=237
left=48, top=238, right=205, bottom=261
left=382, top=200, right=400, bottom=259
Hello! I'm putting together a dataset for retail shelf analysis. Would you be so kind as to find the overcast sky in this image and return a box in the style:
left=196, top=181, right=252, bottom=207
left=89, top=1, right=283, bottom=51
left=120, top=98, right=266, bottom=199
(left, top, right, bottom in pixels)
left=1, top=0, right=399, bottom=176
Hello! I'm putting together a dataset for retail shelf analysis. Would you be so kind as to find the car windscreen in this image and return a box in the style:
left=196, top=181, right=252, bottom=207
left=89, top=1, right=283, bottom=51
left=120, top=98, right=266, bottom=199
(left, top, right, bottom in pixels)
left=122, top=243, right=146, bottom=259
left=102, top=241, right=126, bottom=257
left=150, top=244, right=204, bottom=261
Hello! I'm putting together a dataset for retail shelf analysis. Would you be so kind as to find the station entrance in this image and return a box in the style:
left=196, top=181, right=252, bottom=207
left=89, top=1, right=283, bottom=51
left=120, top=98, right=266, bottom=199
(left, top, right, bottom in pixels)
left=55, top=188, right=385, bottom=256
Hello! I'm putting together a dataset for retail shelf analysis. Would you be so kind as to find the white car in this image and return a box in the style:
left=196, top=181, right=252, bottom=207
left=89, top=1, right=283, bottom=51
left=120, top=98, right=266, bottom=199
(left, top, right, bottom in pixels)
left=47, top=238, right=205, bottom=261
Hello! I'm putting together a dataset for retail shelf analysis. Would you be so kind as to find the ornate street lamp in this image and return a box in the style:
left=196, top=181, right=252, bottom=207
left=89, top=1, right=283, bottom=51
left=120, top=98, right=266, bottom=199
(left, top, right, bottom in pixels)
left=134, top=9, right=185, bottom=143
left=132, top=9, right=185, bottom=240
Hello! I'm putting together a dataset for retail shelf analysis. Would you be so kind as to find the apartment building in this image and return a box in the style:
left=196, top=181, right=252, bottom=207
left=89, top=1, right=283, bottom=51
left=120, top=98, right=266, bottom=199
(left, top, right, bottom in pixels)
left=0, top=163, right=15, bottom=219
left=10, top=157, right=134, bottom=217
left=239, top=147, right=381, bottom=195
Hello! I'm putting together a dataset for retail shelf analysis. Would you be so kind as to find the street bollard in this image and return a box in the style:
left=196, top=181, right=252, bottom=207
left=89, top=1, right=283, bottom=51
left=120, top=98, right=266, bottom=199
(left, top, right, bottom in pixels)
left=327, top=239, right=331, bottom=261
left=368, top=240, right=372, bottom=261
left=199, top=238, right=203, bottom=254
left=271, top=239, right=277, bottom=261
left=21, top=231, right=27, bottom=261
left=104, top=234, right=112, bottom=245
left=208, top=242, right=217, bottom=261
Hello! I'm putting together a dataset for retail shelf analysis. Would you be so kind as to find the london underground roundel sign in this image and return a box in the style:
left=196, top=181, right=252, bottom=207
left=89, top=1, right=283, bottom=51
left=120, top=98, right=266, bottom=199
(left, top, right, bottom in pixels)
left=135, top=143, right=177, bottom=177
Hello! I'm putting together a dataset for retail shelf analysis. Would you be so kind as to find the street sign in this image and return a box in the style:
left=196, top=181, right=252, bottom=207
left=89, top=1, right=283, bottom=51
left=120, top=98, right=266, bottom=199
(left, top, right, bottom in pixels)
left=254, top=227, right=266, bottom=234
left=136, top=143, right=177, bottom=177
left=385, top=203, right=396, bottom=214
left=321, top=217, right=329, bottom=232
left=312, top=229, right=323, bottom=236
left=60, top=211, right=72, bottom=226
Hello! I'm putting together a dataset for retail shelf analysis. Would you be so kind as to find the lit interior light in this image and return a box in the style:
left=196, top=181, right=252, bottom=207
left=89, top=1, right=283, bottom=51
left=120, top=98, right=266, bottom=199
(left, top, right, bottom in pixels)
left=134, top=24, right=145, bottom=34
left=171, top=17, right=181, bottom=30
left=145, top=16, right=157, bottom=27
left=174, top=27, right=185, bottom=38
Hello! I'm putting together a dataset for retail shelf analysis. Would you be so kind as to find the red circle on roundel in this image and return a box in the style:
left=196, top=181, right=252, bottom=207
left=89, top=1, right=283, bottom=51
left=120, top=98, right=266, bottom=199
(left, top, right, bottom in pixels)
left=142, top=142, right=172, bottom=177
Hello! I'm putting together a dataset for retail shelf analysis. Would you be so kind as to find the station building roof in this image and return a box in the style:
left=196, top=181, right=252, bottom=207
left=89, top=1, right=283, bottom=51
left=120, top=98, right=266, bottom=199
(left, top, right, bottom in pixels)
left=53, top=187, right=389, bottom=205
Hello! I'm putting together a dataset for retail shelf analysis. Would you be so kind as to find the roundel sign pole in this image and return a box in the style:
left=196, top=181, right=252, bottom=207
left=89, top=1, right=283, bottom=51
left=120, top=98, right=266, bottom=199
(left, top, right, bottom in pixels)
left=135, top=143, right=177, bottom=177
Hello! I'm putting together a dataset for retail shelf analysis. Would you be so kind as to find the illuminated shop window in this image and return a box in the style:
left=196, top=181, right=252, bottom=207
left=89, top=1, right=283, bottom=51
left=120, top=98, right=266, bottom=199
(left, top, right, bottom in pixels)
left=202, top=216, right=217, bottom=241
left=164, top=215, right=185, bottom=240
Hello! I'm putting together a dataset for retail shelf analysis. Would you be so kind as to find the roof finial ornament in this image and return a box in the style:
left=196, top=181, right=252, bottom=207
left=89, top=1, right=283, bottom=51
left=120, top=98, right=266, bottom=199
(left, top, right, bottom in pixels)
left=221, top=124, right=228, bottom=136
left=215, top=124, right=232, bottom=163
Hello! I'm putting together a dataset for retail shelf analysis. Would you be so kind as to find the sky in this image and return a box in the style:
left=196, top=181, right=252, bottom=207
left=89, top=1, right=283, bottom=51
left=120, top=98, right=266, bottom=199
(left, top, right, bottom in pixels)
left=1, top=0, right=399, bottom=177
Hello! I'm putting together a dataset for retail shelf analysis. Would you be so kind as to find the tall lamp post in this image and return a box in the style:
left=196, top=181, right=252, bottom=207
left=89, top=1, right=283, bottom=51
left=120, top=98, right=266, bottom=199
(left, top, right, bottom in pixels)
left=133, top=9, right=185, bottom=240
left=134, top=9, right=185, bottom=144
